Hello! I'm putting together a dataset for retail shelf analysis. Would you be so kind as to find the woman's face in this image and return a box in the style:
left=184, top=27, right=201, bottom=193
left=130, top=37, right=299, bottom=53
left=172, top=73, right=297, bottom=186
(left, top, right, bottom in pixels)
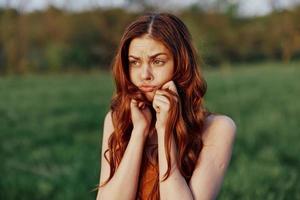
left=128, top=35, right=174, bottom=102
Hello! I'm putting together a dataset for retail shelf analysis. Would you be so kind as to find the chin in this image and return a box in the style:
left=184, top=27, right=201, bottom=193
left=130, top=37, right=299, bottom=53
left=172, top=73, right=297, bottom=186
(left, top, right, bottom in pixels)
left=145, top=92, right=154, bottom=102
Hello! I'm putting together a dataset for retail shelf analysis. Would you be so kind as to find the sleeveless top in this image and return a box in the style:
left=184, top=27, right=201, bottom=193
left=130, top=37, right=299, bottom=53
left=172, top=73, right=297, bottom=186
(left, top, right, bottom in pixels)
left=136, top=141, right=159, bottom=200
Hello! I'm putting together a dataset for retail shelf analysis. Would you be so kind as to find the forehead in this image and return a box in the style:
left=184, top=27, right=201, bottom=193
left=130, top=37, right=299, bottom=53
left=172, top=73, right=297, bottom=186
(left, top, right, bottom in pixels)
left=128, top=35, right=170, bottom=56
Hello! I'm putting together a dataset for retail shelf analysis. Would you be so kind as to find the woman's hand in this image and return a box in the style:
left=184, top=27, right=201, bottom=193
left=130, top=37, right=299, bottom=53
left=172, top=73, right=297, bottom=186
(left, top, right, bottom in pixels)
left=130, top=99, right=152, bottom=136
left=152, top=80, right=179, bottom=131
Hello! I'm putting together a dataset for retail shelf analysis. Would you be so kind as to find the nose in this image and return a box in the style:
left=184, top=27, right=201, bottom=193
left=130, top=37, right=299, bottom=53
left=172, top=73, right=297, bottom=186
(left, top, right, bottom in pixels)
left=141, top=64, right=153, bottom=81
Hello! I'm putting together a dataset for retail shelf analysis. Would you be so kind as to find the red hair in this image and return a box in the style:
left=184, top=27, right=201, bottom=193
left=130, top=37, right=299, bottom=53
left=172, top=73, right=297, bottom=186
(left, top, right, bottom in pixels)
left=99, top=12, right=210, bottom=199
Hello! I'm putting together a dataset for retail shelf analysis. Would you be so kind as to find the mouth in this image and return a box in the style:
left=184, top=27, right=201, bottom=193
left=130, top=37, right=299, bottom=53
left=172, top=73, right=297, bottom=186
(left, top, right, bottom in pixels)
left=139, top=86, right=157, bottom=92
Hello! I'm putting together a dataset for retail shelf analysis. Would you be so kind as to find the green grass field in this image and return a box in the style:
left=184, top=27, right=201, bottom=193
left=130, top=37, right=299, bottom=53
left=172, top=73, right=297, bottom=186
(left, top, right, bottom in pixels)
left=0, top=62, right=299, bottom=200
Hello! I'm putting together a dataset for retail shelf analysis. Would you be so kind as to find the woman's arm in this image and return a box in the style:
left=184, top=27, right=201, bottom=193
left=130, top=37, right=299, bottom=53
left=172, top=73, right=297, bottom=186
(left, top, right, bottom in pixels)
left=157, top=127, right=194, bottom=200
left=188, top=115, right=236, bottom=200
left=153, top=81, right=194, bottom=199
left=157, top=115, right=236, bottom=200
left=96, top=111, right=147, bottom=200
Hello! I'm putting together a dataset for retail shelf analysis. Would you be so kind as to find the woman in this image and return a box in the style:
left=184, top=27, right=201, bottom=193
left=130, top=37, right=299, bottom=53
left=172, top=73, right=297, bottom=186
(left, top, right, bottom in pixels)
left=96, top=12, right=236, bottom=200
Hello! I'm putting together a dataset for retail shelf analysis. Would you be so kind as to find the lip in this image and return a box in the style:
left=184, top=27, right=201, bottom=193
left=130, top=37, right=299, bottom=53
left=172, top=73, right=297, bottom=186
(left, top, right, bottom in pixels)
left=139, top=86, right=156, bottom=92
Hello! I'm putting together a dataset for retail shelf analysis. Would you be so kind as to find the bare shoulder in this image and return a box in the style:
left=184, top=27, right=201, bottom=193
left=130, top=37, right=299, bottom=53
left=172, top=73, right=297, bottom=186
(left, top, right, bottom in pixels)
left=189, top=114, right=236, bottom=199
left=102, top=110, right=115, bottom=142
left=202, top=114, right=237, bottom=144
left=102, top=111, right=114, bottom=148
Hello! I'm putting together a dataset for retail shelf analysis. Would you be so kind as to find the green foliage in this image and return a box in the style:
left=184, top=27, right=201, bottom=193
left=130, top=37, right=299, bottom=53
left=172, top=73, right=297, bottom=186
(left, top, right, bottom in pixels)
left=0, top=62, right=299, bottom=199
left=1, top=6, right=300, bottom=74
left=44, top=43, right=68, bottom=71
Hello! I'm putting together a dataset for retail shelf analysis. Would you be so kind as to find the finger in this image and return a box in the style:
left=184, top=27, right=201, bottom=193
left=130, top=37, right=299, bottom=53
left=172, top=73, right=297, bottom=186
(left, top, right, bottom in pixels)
left=156, top=90, right=178, bottom=103
left=156, top=89, right=177, bottom=97
left=153, top=94, right=169, bottom=104
left=153, top=97, right=170, bottom=113
left=161, top=80, right=178, bottom=93
left=131, top=99, right=141, bottom=109
left=141, top=103, right=146, bottom=109
left=153, top=104, right=160, bottom=113
left=138, top=102, right=143, bottom=108
left=131, top=99, right=137, bottom=105
left=140, top=102, right=147, bottom=110
left=152, top=97, right=160, bottom=113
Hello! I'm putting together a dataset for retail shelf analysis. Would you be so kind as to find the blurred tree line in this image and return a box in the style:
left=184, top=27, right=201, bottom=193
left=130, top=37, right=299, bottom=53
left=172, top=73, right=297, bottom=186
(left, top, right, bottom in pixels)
left=1, top=4, right=300, bottom=74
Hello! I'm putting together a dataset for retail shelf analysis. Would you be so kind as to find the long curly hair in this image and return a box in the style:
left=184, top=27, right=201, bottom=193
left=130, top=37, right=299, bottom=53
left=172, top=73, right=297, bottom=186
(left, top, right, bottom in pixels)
left=99, top=12, right=210, bottom=199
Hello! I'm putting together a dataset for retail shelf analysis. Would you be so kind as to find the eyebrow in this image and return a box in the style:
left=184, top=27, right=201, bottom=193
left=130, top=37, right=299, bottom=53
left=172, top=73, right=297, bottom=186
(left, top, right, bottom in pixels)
left=128, top=53, right=168, bottom=59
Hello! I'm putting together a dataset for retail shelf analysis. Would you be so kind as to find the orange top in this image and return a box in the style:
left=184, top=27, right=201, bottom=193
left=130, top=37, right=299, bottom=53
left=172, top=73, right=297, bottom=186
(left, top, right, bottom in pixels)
left=136, top=144, right=159, bottom=200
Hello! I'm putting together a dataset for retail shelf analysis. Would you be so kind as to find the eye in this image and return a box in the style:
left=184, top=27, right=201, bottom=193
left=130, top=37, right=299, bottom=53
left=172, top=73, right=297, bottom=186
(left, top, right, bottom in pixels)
left=153, top=59, right=165, bottom=66
left=129, top=60, right=140, bottom=67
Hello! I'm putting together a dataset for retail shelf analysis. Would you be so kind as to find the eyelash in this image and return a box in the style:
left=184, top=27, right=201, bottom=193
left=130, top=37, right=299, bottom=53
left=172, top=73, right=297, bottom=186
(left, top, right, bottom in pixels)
left=153, top=60, right=165, bottom=65
left=129, top=60, right=165, bottom=67
left=129, top=61, right=140, bottom=67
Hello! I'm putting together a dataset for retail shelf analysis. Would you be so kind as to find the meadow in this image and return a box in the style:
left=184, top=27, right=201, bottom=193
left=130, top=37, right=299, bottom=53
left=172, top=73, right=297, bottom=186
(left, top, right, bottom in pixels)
left=0, top=62, right=299, bottom=199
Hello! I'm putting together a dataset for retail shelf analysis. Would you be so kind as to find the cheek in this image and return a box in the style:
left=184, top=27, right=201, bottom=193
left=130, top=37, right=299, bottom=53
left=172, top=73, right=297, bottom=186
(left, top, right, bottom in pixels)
left=167, top=68, right=174, bottom=79
left=157, top=67, right=174, bottom=82
left=129, top=69, right=138, bottom=84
